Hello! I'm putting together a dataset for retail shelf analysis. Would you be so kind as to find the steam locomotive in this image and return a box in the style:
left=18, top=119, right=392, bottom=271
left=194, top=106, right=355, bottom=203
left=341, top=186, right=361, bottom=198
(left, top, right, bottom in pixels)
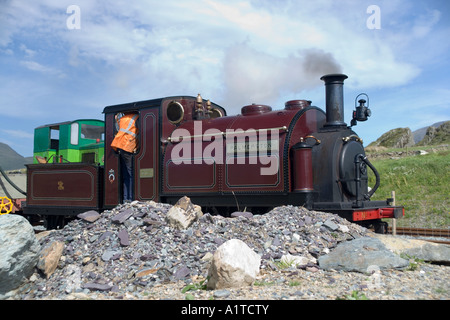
left=23, top=74, right=404, bottom=231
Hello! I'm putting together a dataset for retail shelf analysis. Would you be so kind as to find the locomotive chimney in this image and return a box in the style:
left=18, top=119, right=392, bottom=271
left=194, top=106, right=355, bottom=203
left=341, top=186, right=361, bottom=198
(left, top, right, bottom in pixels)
left=320, top=73, right=348, bottom=127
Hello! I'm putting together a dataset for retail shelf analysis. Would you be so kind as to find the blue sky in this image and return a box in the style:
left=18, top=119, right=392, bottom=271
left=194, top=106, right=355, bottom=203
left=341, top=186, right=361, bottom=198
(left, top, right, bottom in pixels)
left=1, top=0, right=449, bottom=157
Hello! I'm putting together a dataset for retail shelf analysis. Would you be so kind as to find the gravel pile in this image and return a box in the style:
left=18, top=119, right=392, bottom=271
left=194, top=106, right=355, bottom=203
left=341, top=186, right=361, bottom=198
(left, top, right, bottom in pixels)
left=9, top=200, right=370, bottom=299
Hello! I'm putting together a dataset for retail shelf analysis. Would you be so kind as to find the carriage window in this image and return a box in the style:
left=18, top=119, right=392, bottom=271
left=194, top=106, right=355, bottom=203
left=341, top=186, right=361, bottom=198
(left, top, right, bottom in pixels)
left=50, top=127, right=60, bottom=150
left=81, top=124, right=104, bottom=141
left=70, top=123, right=79, bottom=145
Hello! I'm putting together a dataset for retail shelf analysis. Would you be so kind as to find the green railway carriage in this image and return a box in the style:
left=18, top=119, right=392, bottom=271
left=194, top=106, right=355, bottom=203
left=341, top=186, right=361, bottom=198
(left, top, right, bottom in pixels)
left=33, top=119, right=105, bottom=165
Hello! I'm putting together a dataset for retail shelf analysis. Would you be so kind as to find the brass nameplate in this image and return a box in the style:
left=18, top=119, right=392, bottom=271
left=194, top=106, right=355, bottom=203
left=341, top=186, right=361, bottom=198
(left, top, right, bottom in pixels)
left=140, top=168, right=154, bottom=178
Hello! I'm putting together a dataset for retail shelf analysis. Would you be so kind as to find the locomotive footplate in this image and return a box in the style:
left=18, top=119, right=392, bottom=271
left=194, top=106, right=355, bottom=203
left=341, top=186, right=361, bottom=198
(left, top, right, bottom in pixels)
left=313, top=200, right=404, bottom=222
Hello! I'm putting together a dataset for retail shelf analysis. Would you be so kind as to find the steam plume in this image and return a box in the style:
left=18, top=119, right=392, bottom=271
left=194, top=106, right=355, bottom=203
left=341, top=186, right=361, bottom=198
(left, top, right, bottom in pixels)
left=222, top=43, right=342, bottom=109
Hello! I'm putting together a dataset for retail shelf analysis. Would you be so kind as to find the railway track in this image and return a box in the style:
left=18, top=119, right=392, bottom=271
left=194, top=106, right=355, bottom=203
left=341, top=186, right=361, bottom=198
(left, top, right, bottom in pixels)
left=387, top=227, right=450, bottom=245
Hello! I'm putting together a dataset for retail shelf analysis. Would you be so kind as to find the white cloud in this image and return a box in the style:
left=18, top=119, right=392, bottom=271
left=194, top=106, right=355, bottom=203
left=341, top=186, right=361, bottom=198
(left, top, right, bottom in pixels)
left=412, top=9, right=441, bottom=38
left=20, top=60, right=65, bottom=77
left=1, top=129, right=34, bottom=140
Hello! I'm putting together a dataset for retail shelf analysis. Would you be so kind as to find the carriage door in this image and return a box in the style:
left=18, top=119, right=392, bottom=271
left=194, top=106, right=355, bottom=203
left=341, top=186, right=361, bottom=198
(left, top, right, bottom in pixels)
left=135, top=108, right=159, bottom=201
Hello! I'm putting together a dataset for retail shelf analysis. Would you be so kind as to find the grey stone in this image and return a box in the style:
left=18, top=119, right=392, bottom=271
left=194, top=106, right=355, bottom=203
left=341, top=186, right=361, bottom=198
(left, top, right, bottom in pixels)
left=77, top=210, right=101, bottom=223
left=173, top=266, right=190, bottom=280
left=323, top=219, right=339, bottom=231
left=272, top=235, right=281, bottom=247
left=231, top=211, right=253, bottom=219
left=318, top=237, right=409, bottom=273
left=102, top=249, right=122, bottom=262
left=81, top=283, right=113, bottom=292
left=117, top=229, right=129, bottom=247
left=95, top=231, right=113, bottom=245
left=304, top=216, right=312, bottom=225
left=111, top=208, right=133, bottom=224
left=372, top=234, right=450, bottom=264
left=213, top=289, right=231, bottom=298
left=0, top=214, right=40, bottom=296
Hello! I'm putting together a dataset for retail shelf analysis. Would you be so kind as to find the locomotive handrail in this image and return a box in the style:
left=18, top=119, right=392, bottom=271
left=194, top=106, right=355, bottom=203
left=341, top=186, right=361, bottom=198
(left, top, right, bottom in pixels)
left=0, top=164, right=26, bottom=196
left=168, top=126, right=288, bottom=143
left=343, top=134, right=363, bottom=144
left=303, top=135, right=321, bottom=145
left=362, top=156, right=380, bottom=199
left=354, top=154, right=380, bottom=202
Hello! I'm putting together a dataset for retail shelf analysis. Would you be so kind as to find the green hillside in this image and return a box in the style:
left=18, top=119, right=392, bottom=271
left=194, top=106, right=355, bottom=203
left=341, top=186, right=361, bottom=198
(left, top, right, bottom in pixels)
left=367, top=148, right=449, bottom=228
left=416, top=121, right=450, bottom=146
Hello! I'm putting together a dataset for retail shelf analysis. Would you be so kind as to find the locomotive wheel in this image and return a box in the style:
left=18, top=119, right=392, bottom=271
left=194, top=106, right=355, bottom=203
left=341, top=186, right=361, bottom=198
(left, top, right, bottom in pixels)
left=374, top=221, right=388, bottom=234
left=44, top=215, right=65, bottom=230
left=0, top=196, right=13, bottom=215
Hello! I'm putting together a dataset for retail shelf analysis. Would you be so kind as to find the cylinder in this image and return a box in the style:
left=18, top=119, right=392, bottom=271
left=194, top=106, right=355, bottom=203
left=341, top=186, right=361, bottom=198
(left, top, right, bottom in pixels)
left=320, top=74, right=348, bottom=127
left=291, top=141, right=313, bottom=192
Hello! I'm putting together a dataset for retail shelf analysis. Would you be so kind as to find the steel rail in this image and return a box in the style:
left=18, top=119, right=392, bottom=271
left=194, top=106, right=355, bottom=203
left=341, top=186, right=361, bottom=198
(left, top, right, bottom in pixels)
left=387, top=227, right=450, bottom=245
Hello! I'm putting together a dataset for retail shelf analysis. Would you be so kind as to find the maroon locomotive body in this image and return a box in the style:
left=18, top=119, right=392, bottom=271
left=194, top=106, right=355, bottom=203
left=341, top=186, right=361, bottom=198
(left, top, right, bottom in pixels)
left=24, top=74, right=403, bottom=231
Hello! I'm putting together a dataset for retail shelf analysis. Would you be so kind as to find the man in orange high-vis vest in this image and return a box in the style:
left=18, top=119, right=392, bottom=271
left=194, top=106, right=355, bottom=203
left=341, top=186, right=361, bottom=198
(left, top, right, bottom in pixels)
left=111, top=112, right=139, bottom=202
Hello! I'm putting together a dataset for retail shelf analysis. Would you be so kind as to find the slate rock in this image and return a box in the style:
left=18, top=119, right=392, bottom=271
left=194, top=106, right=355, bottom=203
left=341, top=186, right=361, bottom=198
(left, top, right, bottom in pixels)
left=111, top=208, right=133, bottom=224
left=81, top=283, right=113, bottom=292
left=231, top=211, right=253, bottom=219
left=77, top=210, right=101, bottom=223
left=95, top=231, right=113, bottom=245
left=173, top=265, right=191, bottom=280
left=372, top=234, right=450, bottom=264
left=102, top=249, right=122, bottom=262
left=213, top=289, right=231, bottom=298
left=117, top=229, right=129, bottom=247
left=318, top=237, right=409, bottom=273
left=272, top=235, right=282, bottom=247
left=304, top=216, right=313, bottom=225
left=323, top=219, right=339, bottom=231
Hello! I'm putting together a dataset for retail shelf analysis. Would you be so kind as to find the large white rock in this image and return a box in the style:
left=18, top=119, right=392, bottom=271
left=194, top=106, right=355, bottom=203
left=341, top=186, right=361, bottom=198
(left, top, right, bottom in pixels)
left=0, top=214, right=40, bottom=297
left=207, top=239, right=261, bottom=289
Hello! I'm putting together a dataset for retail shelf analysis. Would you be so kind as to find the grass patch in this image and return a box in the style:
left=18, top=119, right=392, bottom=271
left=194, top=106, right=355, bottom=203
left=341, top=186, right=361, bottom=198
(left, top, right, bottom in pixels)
left=253, top=280, right=275, bottom=286
left=400, top=253, right=427, bottom=271
left=337, top=290, right=369, bottom=300
left=367, top=148, right=449, bottom=228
